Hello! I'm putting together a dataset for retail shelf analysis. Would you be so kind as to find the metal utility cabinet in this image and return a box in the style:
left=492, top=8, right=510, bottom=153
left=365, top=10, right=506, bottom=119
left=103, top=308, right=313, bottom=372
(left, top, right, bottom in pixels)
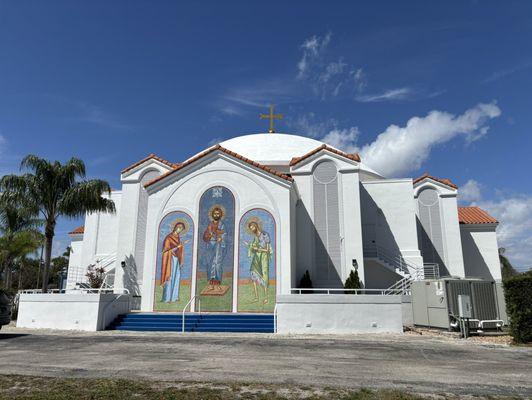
left=411, top=278, right=507, bottom=330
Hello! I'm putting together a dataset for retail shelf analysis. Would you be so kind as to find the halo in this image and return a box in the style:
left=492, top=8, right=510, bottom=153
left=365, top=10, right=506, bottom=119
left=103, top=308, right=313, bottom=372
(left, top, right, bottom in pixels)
left=245, top=216, right=263, bottom=235
left=171, top=218, right=190, bottom=235
left=208, top=204, right=226, bottom=220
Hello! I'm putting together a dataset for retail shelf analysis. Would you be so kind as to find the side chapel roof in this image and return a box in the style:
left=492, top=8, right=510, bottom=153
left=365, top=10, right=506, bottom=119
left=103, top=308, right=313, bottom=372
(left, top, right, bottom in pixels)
left=144, top=145, right=293, bottom=188
left=458, top=206, right=498, bottom=225
left=413, top=173, right=458, bottom=189
left=289, top=144, right=361, bottom=166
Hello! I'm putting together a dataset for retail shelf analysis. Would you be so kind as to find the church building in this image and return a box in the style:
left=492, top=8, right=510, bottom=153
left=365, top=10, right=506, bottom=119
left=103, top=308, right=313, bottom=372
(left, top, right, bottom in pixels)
left=65, top=129, right=501, bottom=322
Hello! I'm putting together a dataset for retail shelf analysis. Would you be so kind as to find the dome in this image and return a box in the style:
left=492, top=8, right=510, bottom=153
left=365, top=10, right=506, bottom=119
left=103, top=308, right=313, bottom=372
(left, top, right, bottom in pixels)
left=220, top=133, right=324, bottom=165
left=219, top=132, right=383, bottom=178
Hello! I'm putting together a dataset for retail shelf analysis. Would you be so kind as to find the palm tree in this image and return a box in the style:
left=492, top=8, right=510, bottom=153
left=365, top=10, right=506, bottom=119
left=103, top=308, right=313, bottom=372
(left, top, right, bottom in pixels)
left=0, top=201, right=42, bottom=289
left=0, top=155, right=115, bottom=292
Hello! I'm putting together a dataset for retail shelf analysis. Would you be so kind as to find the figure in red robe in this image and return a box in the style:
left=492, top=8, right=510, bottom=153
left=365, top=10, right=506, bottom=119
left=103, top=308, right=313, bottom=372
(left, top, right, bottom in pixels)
left=161, top=222, right=186, bottom=302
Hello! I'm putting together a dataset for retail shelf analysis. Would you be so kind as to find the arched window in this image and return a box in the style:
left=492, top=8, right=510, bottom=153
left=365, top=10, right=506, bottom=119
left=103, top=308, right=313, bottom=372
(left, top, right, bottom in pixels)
left=313, top=160, right=341, bottom=282
left=417, top=187, right=445, bottom=266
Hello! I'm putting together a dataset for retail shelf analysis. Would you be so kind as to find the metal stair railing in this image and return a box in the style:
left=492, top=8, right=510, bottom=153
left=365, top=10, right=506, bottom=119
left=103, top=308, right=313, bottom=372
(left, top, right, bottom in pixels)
left=363, top=243, right=440, bottom=295
left=363, top=243, right=415, bottom=276
left=182, top=295, right=201, bottom=333
left=67, top=253, right=117, bottom=289
left=100, top=268, right=116, bottom=289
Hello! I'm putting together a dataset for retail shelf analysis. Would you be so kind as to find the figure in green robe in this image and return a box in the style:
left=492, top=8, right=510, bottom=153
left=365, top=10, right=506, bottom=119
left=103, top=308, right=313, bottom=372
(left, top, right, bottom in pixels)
left=245, top=221, right=272, bottom=304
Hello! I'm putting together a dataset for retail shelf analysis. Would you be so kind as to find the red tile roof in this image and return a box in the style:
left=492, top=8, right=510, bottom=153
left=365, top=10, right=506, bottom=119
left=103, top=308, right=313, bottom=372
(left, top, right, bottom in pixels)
left=68, top=226, right=85, bottom=235
left=121, top=154, right=179, bottom=174
left=413, top=173, right=458, bottom=189
left=144, top=145, right=293, bottom=188
left=289, top=144, right=361, bottom=166
left=458, top=206, right=498, bottom=225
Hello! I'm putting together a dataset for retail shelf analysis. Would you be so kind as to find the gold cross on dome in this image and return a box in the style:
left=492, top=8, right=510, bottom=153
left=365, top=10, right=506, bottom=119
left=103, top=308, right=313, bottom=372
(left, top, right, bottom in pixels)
left=260, top=105, right=283, bottom=133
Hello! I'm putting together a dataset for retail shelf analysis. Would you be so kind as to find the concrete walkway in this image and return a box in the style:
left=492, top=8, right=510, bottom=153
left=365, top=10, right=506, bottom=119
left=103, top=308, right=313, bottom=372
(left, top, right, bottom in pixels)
left=0, top=328, right=530, bottom=397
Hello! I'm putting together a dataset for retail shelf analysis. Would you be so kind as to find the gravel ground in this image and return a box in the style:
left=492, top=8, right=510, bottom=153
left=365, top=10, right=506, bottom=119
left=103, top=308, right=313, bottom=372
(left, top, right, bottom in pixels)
left=0, top=325, right=531, bottom=397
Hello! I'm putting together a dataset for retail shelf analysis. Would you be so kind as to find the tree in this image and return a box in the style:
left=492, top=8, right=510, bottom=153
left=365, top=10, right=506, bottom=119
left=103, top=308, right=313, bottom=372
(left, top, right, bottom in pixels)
left=0, top=199, right=42, bottom=290
left=499, top=248, right=519, bottom=281
left=344, top=269, right=362, bottom=293
left=0, top=155, right=115, bottom=292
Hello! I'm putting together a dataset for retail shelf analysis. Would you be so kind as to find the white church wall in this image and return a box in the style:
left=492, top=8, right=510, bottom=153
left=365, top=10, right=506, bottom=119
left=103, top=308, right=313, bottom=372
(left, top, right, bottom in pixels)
left=361, top=180, right=423, bottom=267
left=363, top=259, right=403, bottom=289
left=414, top=181, right=465, bottom=278
left=95, top=193, right=122, bottom=256
left=440, top=195, right=466, bottom=277
left=276, top=294, right=403, bottom=334
left=460, top=225, right=501, bottom=281
left=65, top=236, right=84, bottom=289
left=293, top=174, right=315, bottom=285
left=292, top=152, right=365, bottom=288
left=17, top=293, right=131, bottom=331
left=114, top=161, right=171, bottom=298
left=340, top=169, right=365, bottom=284
left=79, top=191, right=122, bottom=272
left=141, top=155, right=293, bottom=312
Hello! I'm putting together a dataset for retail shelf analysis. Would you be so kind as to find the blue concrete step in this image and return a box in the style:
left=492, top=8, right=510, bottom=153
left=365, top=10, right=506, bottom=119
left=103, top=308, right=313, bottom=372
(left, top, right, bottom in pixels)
left=109, top=312, right=275, bottom=333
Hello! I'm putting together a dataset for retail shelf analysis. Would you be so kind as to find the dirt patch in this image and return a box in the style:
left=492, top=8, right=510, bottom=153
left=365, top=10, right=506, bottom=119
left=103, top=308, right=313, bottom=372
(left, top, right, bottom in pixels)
left=0, top=375, right=523, bottom=400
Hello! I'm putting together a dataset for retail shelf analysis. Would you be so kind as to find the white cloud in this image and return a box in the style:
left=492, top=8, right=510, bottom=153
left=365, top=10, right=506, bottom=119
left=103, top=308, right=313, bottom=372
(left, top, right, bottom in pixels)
left=222, top=79, right=298, bottom=111
left=482, top=60, right=532, bottom=83
left=358, top=102, right=501, bottom=176
left=351, top=68, right=367, bottom=93
left=287, top=112, right=338, bottom=138
left=459, top=179, right=482, bottom=202
left=321, top=128, right=360, bottom=153
left=297, top=32, right=332, bottom=79
left=220, top=106, right=244, bottom=117
left=355, top=87, right=413, bottom=102
left=313, top=102, right=501, bottom=177
left=319, top=59, right=347, bottom=84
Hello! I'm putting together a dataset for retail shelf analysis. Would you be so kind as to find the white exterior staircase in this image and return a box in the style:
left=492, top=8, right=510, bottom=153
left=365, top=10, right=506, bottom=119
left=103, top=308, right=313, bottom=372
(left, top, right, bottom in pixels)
left=363, top=243, right=439, bottom=294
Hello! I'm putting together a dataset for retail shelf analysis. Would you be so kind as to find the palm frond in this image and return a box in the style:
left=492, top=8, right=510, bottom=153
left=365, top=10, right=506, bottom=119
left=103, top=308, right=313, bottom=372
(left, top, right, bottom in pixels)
left=58, top=179, right=115, bottom=218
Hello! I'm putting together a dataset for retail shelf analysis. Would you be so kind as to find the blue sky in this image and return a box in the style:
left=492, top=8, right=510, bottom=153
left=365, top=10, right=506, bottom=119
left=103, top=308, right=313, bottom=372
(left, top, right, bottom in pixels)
left=0, top=1, right=531, bottom=270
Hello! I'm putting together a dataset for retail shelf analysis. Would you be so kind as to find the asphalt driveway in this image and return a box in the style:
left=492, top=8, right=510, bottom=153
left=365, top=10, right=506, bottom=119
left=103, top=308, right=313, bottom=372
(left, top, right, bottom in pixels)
left=0, top=328, right=530, bottom=397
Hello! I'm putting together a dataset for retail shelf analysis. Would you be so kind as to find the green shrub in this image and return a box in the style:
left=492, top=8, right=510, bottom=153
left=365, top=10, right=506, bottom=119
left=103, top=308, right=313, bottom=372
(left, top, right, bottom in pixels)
left=344, top=269, right=361, bottom=294
left=298, top=270, right=313, bottom=290
left=503, top=273, right=532, bottom=343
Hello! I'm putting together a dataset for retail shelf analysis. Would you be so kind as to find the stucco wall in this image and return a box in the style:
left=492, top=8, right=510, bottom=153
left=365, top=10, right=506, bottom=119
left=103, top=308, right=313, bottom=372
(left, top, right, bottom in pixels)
left=361, top=179, right=423, bottom=266
left=80, top=191, right=122, bottom=269
left=292, top=153, right=365, bottom=288
left=413, top=181, right=465, bottom=278
left=65, top=236, right=84, bottom=289
left=17, top=293, right=131, bottom=331
left=114, top=161, right=172, bottom=296
left=460, top=225, right=501, bottom=281
left=140, top=154, right=293, bottom=312
left=439, top=195, right=465, bottom=277
left=276, top=294, right=404, bottom=334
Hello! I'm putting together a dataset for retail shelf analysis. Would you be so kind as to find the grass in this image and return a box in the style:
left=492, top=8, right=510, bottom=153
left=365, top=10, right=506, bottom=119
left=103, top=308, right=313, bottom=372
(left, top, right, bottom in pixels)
left=196, top=276, right=233, bottom=312
left=154, top=283, right=191, bottom=312
left=237, top=282, right=276, bottom=313
left=0, top=375, right=497, bottom=400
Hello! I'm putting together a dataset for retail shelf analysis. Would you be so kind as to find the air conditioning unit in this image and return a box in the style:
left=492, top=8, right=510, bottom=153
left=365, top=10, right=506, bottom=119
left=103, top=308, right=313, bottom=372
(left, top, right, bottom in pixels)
left=411, top=278, right=507, bottom=330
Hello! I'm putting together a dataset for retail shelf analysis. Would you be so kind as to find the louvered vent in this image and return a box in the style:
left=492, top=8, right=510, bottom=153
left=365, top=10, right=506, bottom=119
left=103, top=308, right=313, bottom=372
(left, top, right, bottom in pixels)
left=134, top=170, right=161, bottom=283
left=313, top=161, right=341, bottom=282
left=418, top=188, right=445, bottom=266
